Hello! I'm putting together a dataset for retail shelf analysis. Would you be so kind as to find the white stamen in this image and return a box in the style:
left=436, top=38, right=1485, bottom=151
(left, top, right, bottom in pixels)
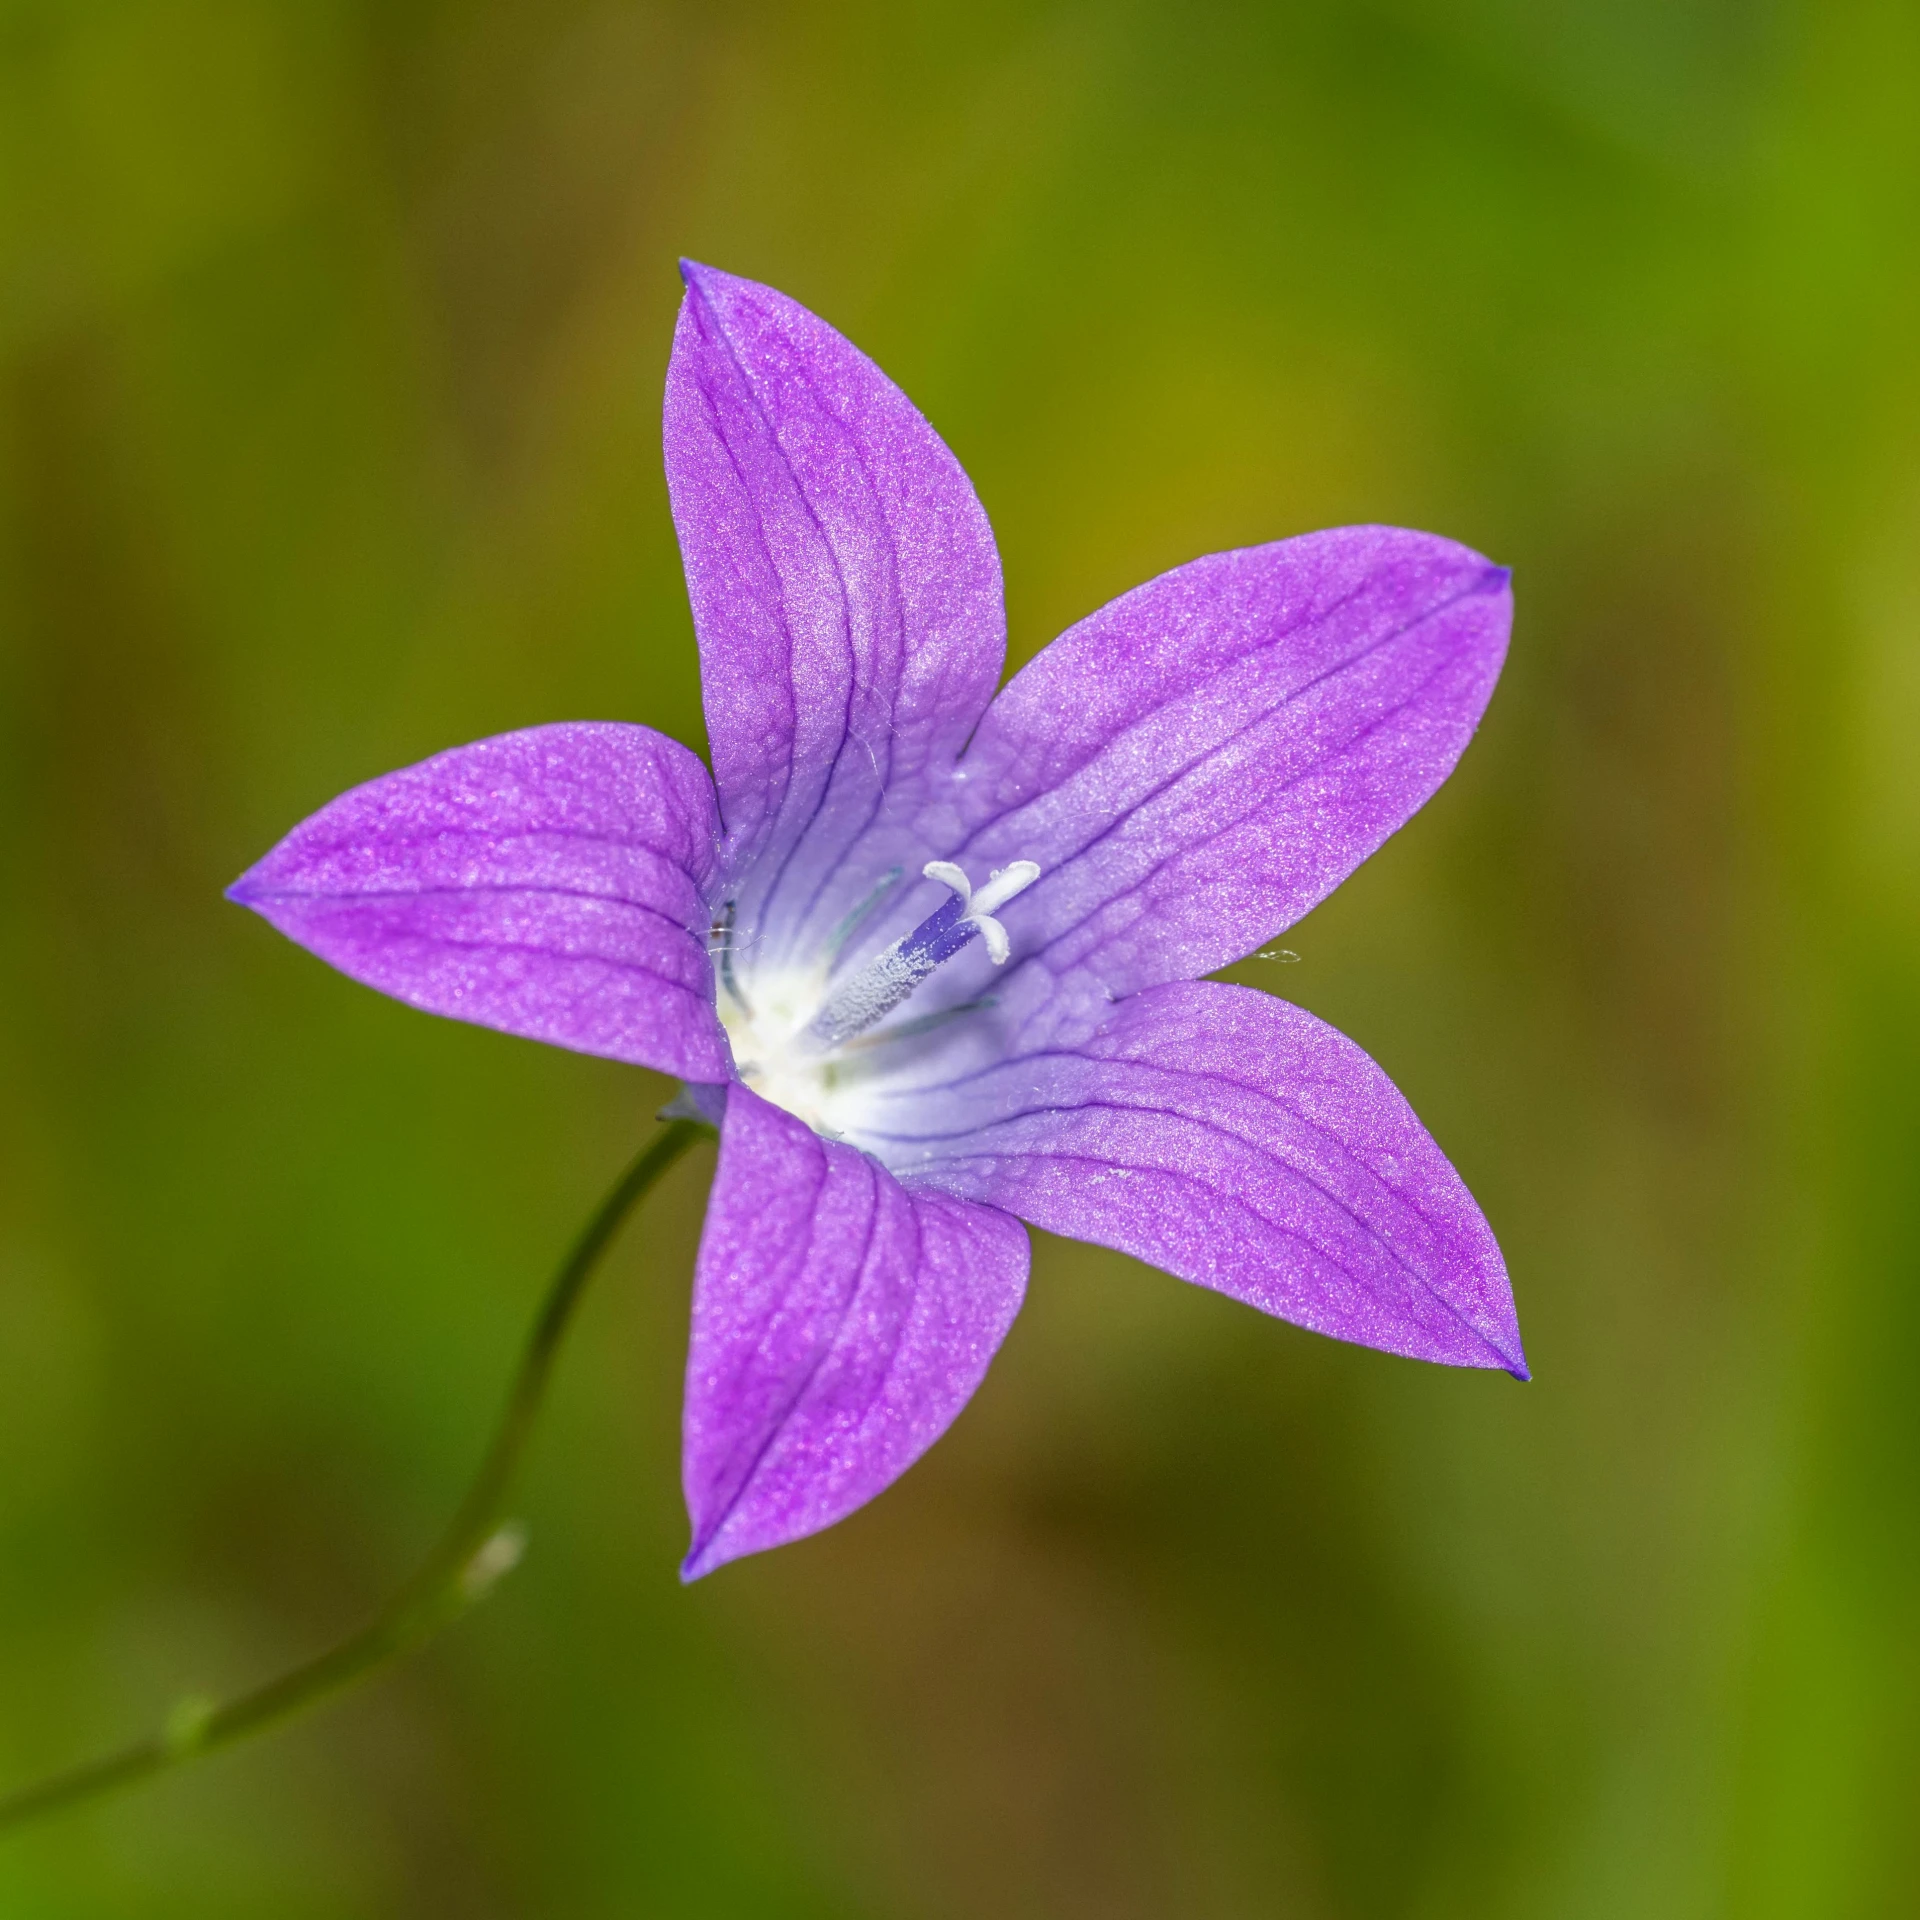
left=975, top=916, right=1011, bottom=964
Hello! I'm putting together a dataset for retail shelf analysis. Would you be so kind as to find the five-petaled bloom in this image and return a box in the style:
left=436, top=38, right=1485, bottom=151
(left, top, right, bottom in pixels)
left=230, top=262, right=1526, bottom=1579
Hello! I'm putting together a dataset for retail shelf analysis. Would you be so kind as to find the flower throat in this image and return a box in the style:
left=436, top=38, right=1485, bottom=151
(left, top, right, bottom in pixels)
left=713, top=859, right=1040, bottom=1136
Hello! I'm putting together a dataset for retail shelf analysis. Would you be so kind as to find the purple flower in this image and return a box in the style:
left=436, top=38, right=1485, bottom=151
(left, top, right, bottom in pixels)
left=230, top=262, right=1524, bottom=1580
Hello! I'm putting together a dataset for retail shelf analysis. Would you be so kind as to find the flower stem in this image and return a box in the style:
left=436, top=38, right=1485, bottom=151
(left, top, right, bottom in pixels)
left=0, top=1118, right=709, bottom=1835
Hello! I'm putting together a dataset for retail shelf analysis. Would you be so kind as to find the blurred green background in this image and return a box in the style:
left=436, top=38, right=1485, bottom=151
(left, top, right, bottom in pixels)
left=2, top=0, right=1917, bottom=1912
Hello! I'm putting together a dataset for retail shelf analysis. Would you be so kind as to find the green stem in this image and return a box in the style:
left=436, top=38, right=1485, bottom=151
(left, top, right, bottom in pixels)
left=0, top=1119, right=708, bottom=1835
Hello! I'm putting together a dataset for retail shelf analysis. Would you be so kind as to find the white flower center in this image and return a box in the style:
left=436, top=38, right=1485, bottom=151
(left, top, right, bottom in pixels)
left=712, top=858, right=1039, bottom=1139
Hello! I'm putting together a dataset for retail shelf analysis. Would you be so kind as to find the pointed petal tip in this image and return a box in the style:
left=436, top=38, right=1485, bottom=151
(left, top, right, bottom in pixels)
left=679, top=1527, right=737, bottom=1582
left=1489, top=1332, right=1529, bottom=1381
left=1444, top=552, right=1509, bottom=601
left=677, top=258, right=741, bottom=302
left=676, top=259, right=772, bottom=333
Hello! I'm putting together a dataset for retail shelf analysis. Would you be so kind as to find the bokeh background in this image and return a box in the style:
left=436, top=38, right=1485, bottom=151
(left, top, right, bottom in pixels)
left=3, top=0, right=1917, bottom=1912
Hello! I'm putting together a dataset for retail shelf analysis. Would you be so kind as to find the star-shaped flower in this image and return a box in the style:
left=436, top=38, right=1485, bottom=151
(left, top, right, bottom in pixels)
left=231, top=262, right=1525, bottom=1579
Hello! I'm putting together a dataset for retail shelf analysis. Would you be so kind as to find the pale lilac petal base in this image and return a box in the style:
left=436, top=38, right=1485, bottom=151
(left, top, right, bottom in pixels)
left=229, top=723, right=733, bottom=1081
left=682, top=1083, right=1029, bottom=1579
left=864, top=982, right=1525, bottom=1376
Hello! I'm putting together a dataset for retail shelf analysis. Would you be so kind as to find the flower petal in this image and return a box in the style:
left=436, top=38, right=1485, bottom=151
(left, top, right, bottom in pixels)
left=682, top=1082, right=1029, bottom=1579
left=228, top=723, right=732, bottom=1081
left=860, top=981, right=1525, bottom=1376
left=885, top=527, right=1509, bottom=1046
left=664, top=262, right=1006, bottom=974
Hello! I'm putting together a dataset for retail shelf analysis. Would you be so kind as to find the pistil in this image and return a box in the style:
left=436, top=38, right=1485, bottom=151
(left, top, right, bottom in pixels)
left=801, top=860, right=1039, bottom=1052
